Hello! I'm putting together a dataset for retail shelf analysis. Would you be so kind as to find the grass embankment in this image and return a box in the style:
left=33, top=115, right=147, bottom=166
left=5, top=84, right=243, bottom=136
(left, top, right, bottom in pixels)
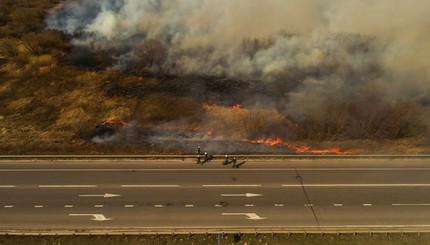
left=1, top=233, right=430, bottom=245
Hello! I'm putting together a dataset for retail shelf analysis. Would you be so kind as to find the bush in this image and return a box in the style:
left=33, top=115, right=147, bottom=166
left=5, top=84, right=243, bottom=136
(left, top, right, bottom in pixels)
left=21, top=30, right=68, bottom=56
left=134, top=39, right=167, bottom=73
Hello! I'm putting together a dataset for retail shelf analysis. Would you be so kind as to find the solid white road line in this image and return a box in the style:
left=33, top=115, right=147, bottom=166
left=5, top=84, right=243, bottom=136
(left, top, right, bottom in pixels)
left=363, top=204, right=372, bottom=206
left=39, top=185, right=97, bottom=188
left=185, top=204, right=194, bottom=207
left=34, top=205, right=43, bottom=208
left=94, top=205, right=104, bottom=208
left=64, top=205, right=74, bottom=208
left=274, top=204, right=284, bottom=207
left=121, top=185, right=180, bottom=188
left=392, top=203, right=430, bottom=206
left=282, top=184, right=430, bottom=187
left=124, top=205, right=134, bottom=208
left=4, top=205, right=13, bottom=208
left=333, top=204, right=343, bottom=207
left=203, top=185, right=262, bottom=187
left=0, top=185, right=15, bottom=188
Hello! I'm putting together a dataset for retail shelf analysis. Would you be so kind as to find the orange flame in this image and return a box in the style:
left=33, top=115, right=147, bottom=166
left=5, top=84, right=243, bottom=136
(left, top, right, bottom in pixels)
left=101, top=120, right=131, bottom=127
left=232, top=104, right=243, bottom=110
left=241, top=138, right=355, bottom=155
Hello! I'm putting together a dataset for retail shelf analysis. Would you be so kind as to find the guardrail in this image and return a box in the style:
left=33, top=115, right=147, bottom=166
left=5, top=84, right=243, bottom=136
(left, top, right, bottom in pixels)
left=0, top=155, right=429, bottom=160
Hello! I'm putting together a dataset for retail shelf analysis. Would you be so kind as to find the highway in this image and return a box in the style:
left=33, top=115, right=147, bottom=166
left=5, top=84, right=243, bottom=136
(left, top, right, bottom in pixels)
left=1, top=157, right=430, bottom=233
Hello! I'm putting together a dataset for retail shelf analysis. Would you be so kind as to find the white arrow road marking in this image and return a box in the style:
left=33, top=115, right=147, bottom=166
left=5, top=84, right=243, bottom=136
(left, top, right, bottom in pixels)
left=79, top=193, right=121, bottom=198
left=222, top=213, right=267, bottom=220
left=69, top=214, right=112, bottom=221
left=221, top=193, right=263, bottom=198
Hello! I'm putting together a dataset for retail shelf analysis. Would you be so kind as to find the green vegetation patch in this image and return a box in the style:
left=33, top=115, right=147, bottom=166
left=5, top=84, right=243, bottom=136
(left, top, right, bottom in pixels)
left=1, top=233, right=430, bottom=245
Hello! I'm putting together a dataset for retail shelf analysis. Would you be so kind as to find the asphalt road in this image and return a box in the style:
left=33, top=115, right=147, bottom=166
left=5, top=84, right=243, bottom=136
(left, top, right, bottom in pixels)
left=1, top=157, right=430, bottom=233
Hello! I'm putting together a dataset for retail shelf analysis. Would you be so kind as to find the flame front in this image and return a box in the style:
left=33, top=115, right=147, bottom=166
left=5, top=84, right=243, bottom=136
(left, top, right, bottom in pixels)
left=241, top=138, right=355, bottom=155
left=101, top=120, right=131, bottom=127
left=232, top=104, right=243, bottom=110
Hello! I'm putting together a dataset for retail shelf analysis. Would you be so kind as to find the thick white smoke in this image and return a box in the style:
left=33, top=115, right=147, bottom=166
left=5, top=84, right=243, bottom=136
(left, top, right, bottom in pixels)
left=46, top=0, right=430, bottom=116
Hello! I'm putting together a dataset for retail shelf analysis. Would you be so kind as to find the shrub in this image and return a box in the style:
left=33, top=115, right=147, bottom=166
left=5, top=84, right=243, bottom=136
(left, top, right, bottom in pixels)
left=21, top=30, right=68, bottom=56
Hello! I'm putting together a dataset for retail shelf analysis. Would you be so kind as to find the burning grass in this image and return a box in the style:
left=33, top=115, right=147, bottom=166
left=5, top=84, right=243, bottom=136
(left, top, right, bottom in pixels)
left=241, top=138, right=356, bottom=155
left=1, top=0, right=430, bottom=155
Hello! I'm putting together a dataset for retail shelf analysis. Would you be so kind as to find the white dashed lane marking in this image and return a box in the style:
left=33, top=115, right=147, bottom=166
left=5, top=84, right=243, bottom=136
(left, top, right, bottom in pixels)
left=4, top=205, right=13, bottom=208
left=244, top=204, right=254, bottom=207
left=275, top=204, right=284, bottom=207
left=392, top=203, right=430, bottom=206
left=34, top=205, right=44, bottom=208
left=39, top=185, right=97, bottom=188
left=94, top=205, right=104, bottom=208
left=363, top=204, right=372, bottom=207
left=333, top=204, right=343, bottom=207
left=203, top=185, right=262, bottom=187
left=0, top=185, right=15, bottom=188
left=64, top=205, right=74, bottom=208
left=121, top=185, right=180, bottom=188
left=185, top=204, right=194, bottom=207
left=124, top=205, right=134, bottom=208
left=154, top=205, right=164, bottom=208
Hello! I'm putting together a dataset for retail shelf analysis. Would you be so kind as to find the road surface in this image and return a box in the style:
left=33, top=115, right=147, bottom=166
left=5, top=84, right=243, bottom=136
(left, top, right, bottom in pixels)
left=1, top=157, right=430, bottom=233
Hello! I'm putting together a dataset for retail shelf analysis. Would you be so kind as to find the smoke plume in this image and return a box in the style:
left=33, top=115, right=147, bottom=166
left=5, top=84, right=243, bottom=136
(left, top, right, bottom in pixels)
left=46, top=0, right=430, bottom=140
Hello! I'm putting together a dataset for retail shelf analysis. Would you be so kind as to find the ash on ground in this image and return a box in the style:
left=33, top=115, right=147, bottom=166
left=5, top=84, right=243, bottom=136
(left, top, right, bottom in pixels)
left=89, top=124, right=294, bottom=154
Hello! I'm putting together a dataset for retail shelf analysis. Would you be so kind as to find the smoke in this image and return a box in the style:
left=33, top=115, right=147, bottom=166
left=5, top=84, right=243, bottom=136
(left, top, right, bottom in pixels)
left=46, top=0, right=430, bottom=139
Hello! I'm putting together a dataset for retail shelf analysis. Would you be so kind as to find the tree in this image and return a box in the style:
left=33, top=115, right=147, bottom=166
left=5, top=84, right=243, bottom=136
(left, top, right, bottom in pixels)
left=134, top=39, right=167, bottom=73
left=241, top=36, right=275, bottom=59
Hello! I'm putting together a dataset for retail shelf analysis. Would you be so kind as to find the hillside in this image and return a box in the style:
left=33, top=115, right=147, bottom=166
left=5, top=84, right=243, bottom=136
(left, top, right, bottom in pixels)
left=0, top=1, right=429, bottom=155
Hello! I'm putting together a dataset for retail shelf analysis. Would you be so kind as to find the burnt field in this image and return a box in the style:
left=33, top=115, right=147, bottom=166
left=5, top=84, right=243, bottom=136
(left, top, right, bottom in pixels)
left=1, top=0, right=430, bottom=155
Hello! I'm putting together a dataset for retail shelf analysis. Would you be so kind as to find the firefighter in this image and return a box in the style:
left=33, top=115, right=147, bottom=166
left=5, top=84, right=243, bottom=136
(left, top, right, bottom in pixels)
left=232, top=157, right=238, bottom=168
left=223, top=155, right=229, bottom=165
